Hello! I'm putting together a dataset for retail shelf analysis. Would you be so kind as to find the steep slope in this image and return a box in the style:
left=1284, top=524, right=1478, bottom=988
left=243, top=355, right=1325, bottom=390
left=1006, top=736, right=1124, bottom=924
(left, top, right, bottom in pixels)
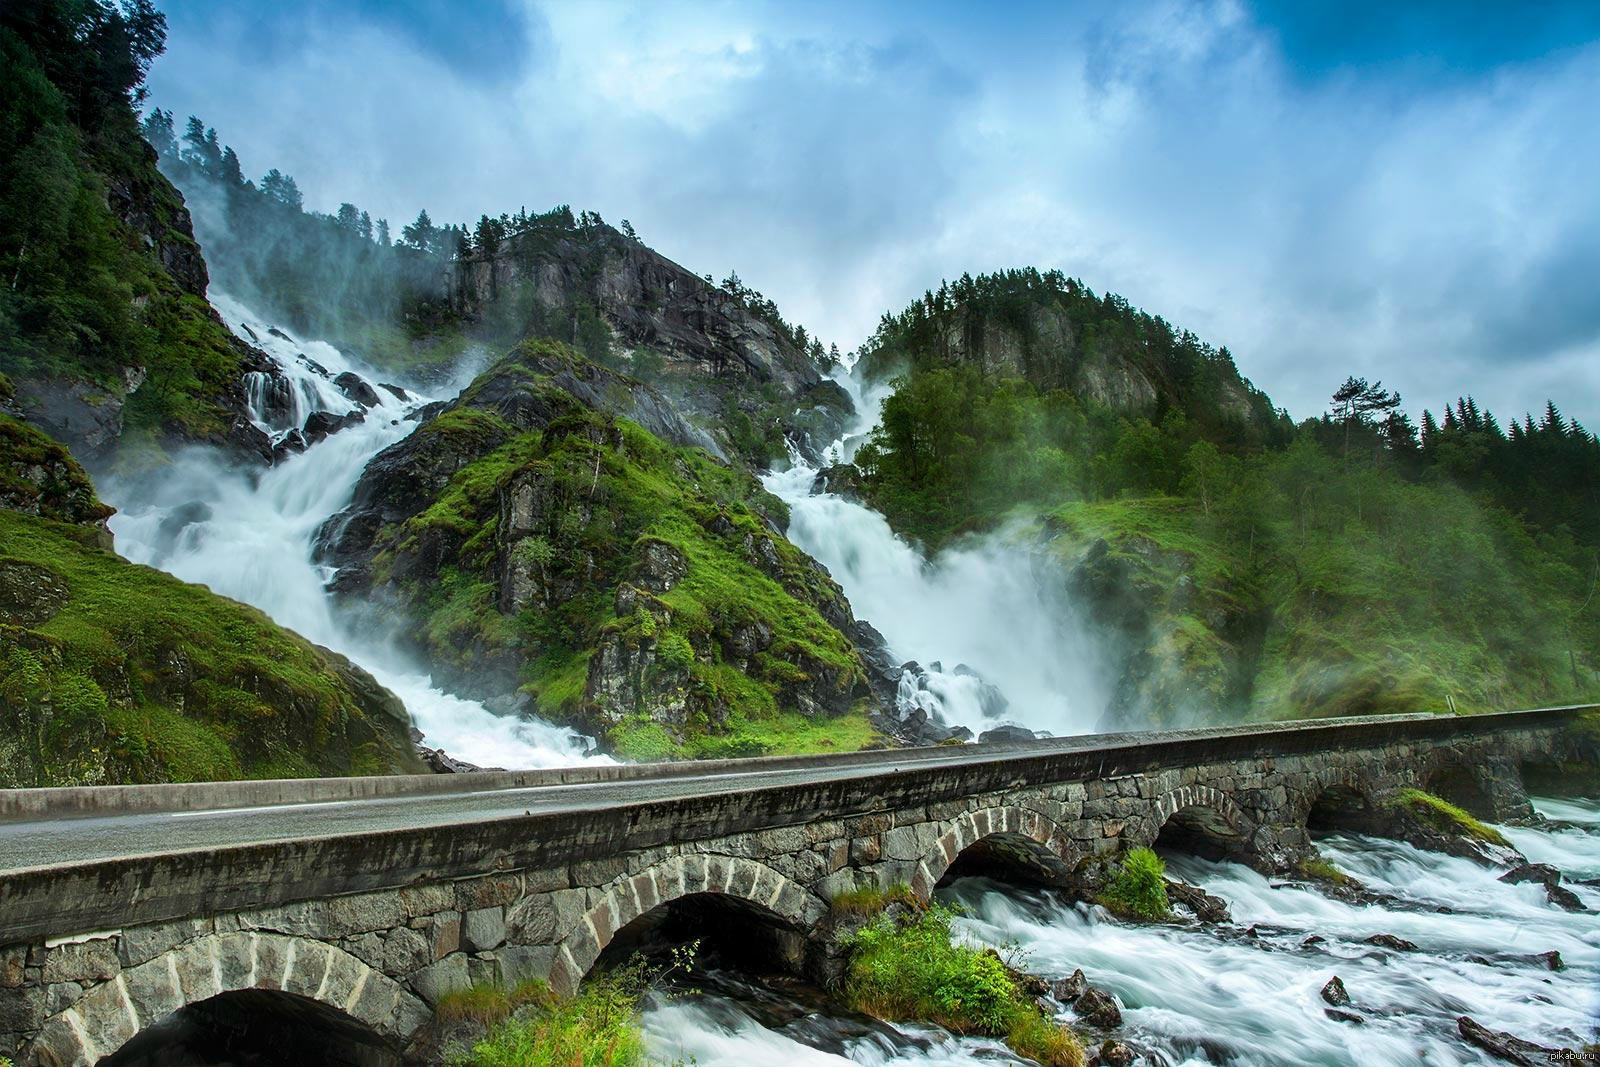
left=0, top=3, right=272, bottom=466
left=319, top=339, right=888, bottom=759
left=0, top=412, right=423, bottom=785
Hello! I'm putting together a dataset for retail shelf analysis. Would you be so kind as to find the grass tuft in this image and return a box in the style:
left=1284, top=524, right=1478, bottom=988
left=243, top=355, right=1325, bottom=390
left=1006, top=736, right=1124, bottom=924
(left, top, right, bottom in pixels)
left=829, top=882, right=920, bottom=917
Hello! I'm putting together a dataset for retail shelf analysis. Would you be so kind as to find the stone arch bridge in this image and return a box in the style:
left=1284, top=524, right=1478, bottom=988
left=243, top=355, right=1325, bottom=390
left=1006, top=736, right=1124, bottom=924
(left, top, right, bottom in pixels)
left=0, top=705, right=1590, bottom=1065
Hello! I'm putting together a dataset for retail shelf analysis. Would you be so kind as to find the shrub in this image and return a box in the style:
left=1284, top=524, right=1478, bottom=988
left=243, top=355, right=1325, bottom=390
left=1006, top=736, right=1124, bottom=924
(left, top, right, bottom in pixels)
left=655, top=631, right=694, bottom=671
left=843, top=905, right=1083, bottom=1065
left=1098, top=847, right=1172, bottom=921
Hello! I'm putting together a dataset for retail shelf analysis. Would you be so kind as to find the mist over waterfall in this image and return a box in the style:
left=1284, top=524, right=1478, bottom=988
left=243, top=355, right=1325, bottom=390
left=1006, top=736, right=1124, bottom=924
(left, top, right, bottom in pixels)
left=765, top=363, right=1111, bottom=739
left=103, top=294, right=607, bottom=769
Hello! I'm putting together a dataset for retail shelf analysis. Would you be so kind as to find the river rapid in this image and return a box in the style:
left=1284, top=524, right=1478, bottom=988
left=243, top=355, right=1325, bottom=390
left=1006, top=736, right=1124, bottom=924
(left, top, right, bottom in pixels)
left=639, top=796, right=1600, bottom=1066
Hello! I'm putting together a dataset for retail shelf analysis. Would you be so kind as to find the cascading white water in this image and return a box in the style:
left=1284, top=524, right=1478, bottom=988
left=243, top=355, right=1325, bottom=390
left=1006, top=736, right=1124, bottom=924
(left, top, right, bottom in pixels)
left=104, top=294, right=607, bottom=769
left=763, top=362, right=1110, bottom=738
left=637, top=797, right=1600, bottom=1065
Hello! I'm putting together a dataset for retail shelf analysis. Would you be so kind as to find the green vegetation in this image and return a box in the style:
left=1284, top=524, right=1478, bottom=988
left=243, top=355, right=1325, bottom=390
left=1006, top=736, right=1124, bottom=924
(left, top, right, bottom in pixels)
left=436, top=981, right=551, bottom=1026
left=373, top=340, right=874, bottom=759
left=0, top=501, right=418, bottom=785
left=850, top=271, right=1599, bottom=725
left=829, top=881, right=920, bottom=917
left=843, top=903, right=1083, bottom=1066
left=0, top=2, right=256, bottom=445
left=1387, top=789, right=1511, bottom=848
left=454, top=962, right=677, bottom=1067
left=1297, top=857, right=1354, bottom=887
left=1097, top=848, right=1172, bottom=921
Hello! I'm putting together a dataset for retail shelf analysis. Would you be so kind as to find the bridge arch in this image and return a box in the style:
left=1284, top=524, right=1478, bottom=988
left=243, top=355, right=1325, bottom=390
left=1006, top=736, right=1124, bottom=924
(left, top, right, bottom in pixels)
left=1298, top=770, right=1380, bottom=834
left=911, top=805, right=1075, bottom=899
left=1140, top=785, right=1258, bottom=862
left=547, top=854, right=826, bottom=996
left=24, top=932, right=427, bottom=1067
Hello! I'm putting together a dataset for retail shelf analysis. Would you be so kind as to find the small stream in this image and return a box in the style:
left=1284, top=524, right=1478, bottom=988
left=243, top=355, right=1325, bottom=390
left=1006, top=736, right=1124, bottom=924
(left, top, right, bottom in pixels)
left=638, top=796, right=1600, bottom=1066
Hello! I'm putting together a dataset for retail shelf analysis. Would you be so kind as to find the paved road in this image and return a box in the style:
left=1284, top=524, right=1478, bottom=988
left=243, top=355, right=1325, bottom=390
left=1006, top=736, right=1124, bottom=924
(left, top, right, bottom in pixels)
left=1, top=705, right=1578, bottom=877
left=0, top=748, right=1000, bottom=874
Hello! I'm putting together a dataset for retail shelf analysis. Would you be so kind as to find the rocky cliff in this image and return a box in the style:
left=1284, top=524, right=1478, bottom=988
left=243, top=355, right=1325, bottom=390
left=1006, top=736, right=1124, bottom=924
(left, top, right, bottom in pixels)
left=444, top=215, right=853, bottom=465
left=319, top=338, right=888, bottom=758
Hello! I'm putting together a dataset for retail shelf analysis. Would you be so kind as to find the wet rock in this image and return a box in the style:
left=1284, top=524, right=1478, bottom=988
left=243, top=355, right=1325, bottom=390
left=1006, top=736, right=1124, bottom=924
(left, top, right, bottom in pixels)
left=417, top=746, right=496, bottom=774
left=334, top=371, right=381, bottom=408
left=1320, top=975, right=1350, bottom=1007
left=271, top=429, right=307, bottom=463
left=1324, top=1009, right=1365, bottom=1025
left=303, top=408, right=366, bottom=445
left=1052, top=969, right=1089, bottom=1003
left=1301, top=935, right=1326, bottom=947
left=1073, top=987, right=1123, bottom=1029
left=380, top=382, right=411, bottom=401
left=1362, top=934, right=1418, bottom=952
left=1498, top=863, right=1561, bottom=888
left=267, top=326, right=294, bottom=342
left=1457, top=1015, right=1565, bottom=1065
left=1546, top=883, right=1587, bottom=912
left=1090, top=1039, right=1135, bottom=1066
left=1536, top=950, right=1564, bottom=971
left=1166, top=879, right=1231, bottom=923
left=978, top=724, right=1038, bottom=744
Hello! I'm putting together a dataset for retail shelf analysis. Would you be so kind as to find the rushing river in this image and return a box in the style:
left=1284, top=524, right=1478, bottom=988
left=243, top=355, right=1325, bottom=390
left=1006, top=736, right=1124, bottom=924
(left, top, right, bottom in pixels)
left=639, top=796, right=1600, bottom=1066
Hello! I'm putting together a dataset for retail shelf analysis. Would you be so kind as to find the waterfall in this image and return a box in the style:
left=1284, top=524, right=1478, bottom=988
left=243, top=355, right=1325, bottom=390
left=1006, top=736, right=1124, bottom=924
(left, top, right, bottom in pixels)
left=104, top=294, right=607, bottom=770
left=763, top=361, right=1110, bottom=738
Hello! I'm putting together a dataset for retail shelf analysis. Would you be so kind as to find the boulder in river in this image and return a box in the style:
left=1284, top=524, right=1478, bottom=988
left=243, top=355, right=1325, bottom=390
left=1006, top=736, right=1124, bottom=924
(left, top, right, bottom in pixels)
left=1090, top=1039, right=1135, bottom=1066
left=1073, top=987, right=1123, bottom=1029
left=1456, top=1015, right=1565, bottom=1065
left=1498, top=862, right=1561, bottom=887
left=1166, top=879, right=1230, bottom=923
left=1052, top=968, right=1089, bottom=1003
left=1362, top=933, right=1418, bottom=952
left=333, top=371, right=381, bottom=407
left=303, top=407, right=367, bottom=445
left=1323, top=1009, right=1365, bottom=1025
left=1320, top=975, right=1350, bottom=1007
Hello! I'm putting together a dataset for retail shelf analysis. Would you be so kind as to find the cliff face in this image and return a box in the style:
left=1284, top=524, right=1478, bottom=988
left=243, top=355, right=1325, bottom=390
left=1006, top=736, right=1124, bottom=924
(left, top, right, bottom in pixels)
left=0, top=414, right=423, bottom=786
left=318, top=339, right=886, bottom=759
left=446, top=220, right=853, bottom=465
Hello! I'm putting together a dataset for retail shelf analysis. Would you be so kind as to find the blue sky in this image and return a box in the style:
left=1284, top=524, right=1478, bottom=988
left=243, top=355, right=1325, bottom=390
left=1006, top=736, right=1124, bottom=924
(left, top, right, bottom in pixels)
left=147, top=0, right=1600, bottom=425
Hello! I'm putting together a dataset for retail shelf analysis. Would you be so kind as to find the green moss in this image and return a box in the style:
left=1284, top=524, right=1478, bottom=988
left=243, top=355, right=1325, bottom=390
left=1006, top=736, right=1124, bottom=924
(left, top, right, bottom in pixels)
left=0, top=510, right=420, bottom=786
left=1297, top=857, right=1354, bottom=887
left=1387, top=789, right=1511, bottom=848
left=1098, top=848, right=1172, bottom=921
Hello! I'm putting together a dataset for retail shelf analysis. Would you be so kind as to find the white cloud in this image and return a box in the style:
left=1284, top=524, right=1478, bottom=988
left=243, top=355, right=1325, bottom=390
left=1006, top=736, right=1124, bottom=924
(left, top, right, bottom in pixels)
left=146, top=0, right=1600, bottom=425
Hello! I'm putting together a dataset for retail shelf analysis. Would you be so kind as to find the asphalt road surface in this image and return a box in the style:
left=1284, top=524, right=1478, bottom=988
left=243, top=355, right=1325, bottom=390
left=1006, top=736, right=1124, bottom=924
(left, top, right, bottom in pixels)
left=0, top=747, right=1008, bottom=875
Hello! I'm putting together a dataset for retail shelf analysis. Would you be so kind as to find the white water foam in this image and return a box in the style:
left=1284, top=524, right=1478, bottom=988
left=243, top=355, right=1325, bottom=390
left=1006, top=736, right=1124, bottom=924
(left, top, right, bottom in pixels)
left=763, top=361, right=1109, bottom=738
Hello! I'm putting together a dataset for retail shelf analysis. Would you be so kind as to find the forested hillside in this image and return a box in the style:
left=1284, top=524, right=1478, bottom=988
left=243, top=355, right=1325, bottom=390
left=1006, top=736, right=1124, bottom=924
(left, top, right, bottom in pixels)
left=851, top=272, right=1599, bottom=726
left=0, top=2, right=268, bottom=464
